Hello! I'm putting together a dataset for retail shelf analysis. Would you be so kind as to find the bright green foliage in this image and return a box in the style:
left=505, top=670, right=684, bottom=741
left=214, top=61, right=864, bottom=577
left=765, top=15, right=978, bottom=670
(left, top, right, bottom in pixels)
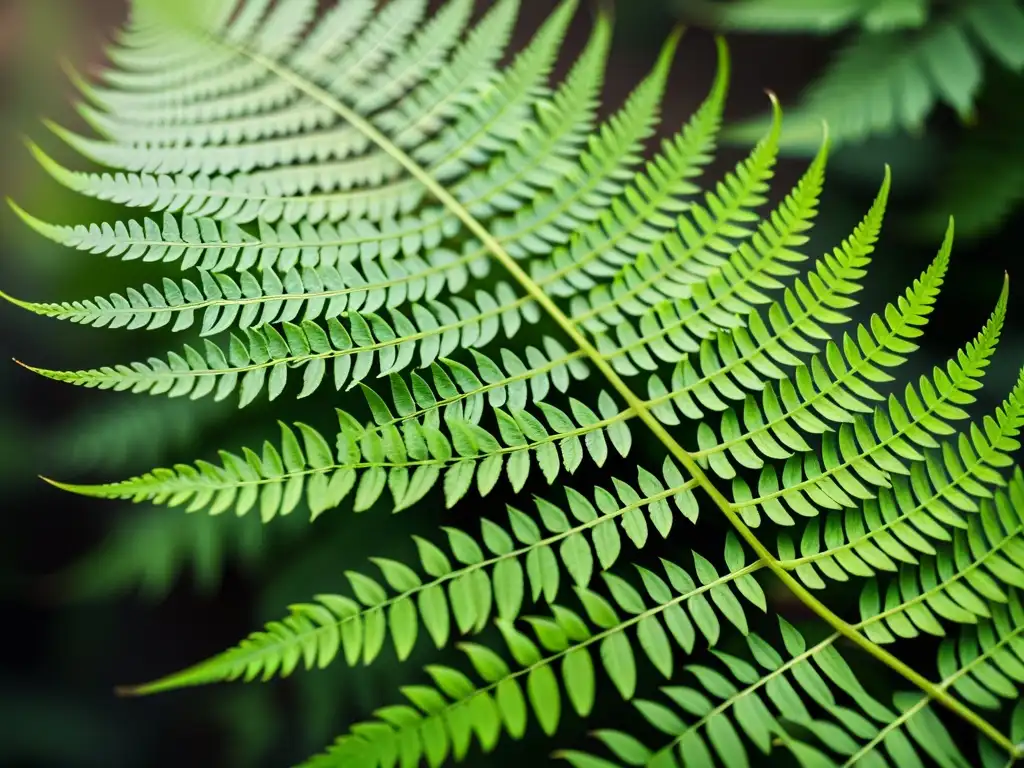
left=8, top=1, right=1024, bottom=767
left=859, top=468, right=1024, bottom=645
left=783, top=371, right=1024, bottom=590
left=564, top=618, right=973, bottom=768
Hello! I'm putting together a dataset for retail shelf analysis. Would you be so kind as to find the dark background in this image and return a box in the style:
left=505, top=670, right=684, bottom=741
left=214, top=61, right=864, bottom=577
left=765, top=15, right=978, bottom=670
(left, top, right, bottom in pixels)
left=1, top=1, right=1020, bottom=766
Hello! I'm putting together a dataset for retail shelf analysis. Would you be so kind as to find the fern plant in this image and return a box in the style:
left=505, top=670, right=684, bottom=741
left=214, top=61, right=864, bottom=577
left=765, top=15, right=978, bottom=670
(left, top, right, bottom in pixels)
left=687, top=0, right=1024, bottom=150
left=678, top=0, right=1024, bottom=241
left=8, top=0, right=1024, bottom=765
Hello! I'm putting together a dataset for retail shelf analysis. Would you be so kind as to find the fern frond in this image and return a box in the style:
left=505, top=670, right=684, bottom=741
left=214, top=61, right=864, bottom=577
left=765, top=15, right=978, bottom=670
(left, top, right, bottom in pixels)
left=781, top=366, right=1024, bottom=588
left=7, top=203, right=460, bottom=271
left=46, top=368, right=633, bottom=517
left=604, top=146, right=881, bottom=386
left=119, top=466, right=711, bottom=695
left=722, top=273, right=1008, bottom=530
left=687, top=224, right=956, bottom=488
left=857, top=469, right=1024, bottom=644
left=286, top=547, right=766, bottom=767
left=14, top=1, right=1024, bottom=765
left=934, top=589, right=1024, bottom=714
left=1, top=249, right=481, bottom=335
left=20, top=284, right=546, bottom=405
left=566, top=94, right=782, bottom=333
left=564, top=615, right=974, bottom=768
left=837, top=617, right=1023, bottom=768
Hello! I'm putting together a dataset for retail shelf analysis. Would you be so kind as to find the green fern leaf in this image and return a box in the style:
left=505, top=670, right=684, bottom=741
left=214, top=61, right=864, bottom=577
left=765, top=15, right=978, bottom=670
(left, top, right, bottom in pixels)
left=782, top=366, right=1024, bottom=589
left=117, top=469, right=712, bottom=695
left=10, top=1, right=1024, bottom=766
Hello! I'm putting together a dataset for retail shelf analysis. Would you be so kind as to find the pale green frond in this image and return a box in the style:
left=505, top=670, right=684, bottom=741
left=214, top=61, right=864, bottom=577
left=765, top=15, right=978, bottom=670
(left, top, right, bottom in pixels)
left=44, top=376, right=633, bottom=517
left=489, top=29, right=679, bottom=262
left=780, top=367, right=1024, bottom=589
left=724, top=275, right=1008, bottom=526
left=75, top=97, right=341, bottom=148
left=531, top=36, right=730, bottom=300
left=688, top=224, right=954, bottom=484
left=288, top=0, right=379, bottom=73
left=67, top=0, right=502, bottom=176
left=92, top=1, right=251, bottom=93
left=453, top=13, right=611, bottom=217
left=0, top=248, right=486, bottom=335
left=89, top=0, right=424, bottom=122
left=413, top=0, right=576, bottom=176
left=75, top=0, right=513, bottom=157
left=377, top=0, right=520, bottom=146
left=98, top=0, right=317, bottom=104
left=7, top=205, right=460, bottom=271
left=48, top=117, right=405, bottom=190
left=557, top=617, right=957, bottom=768
left=340, top=0, right=476, bottom=116
left=116, top=462, right=705, bottom=695
left=293, top=546, right=765, bottom=767
left=567, top=96, right=783, bottom=334
left=62, top=0, right=532, bottom=211
left=7, top=89, right=736, bottom=345
left=27, top=141, right=425, bottom=224
left=856, top=469, right=1024, bottom=644
left=95, top=34, right=242, bottom=95
left=20, top=279, right=553, bottom=407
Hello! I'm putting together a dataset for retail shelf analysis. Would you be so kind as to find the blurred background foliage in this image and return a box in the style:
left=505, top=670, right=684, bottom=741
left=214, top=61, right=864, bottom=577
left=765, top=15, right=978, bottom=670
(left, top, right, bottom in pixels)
left=0, top=0, right=1021, bottom=766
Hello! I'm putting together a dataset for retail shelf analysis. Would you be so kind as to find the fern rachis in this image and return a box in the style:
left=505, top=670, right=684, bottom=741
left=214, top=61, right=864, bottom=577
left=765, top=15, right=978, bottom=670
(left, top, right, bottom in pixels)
left=9, top=0, right=1024, bottom=766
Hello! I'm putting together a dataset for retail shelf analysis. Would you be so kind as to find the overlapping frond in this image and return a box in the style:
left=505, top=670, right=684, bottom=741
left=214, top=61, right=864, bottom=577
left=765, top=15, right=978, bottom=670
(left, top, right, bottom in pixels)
left=20, top=283, right=545, bottom=406
left=721, top=272, right=1008, bottom=528
left=635, top=165, right=887, bottom=408
left=45, top=352, right=623, bottom=518
left=857, top=469, right=1024, bottom=644
left=690, top=224, right=959, bottom=488
left=936, top=589, right=1024, bottom=713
